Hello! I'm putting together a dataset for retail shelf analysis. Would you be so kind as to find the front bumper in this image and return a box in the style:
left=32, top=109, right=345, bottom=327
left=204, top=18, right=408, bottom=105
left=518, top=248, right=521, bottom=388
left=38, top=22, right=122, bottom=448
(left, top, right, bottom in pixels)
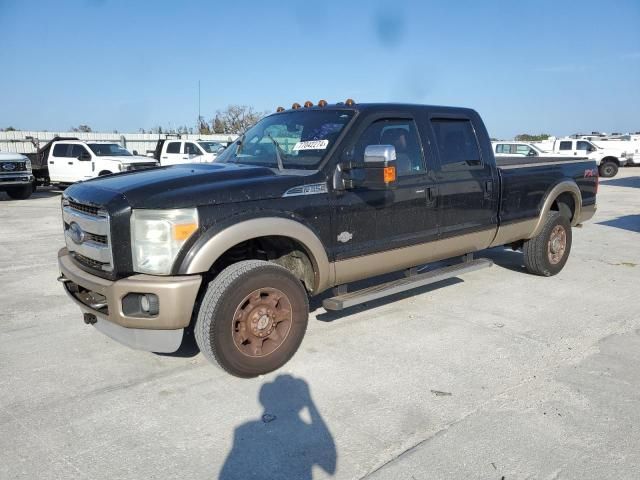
left=0, top=173, right=34, bottom=188
left=58, top=248, right=202, bottom=352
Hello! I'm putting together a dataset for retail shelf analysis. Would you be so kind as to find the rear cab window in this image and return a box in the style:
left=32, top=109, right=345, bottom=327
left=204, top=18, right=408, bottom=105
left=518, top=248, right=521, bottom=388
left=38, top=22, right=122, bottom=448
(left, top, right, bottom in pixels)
left=52, top=144, right=72, bottom=157
left=430, top=118, right=482, bottom=170
left=166, top=142, right=181, bottom=154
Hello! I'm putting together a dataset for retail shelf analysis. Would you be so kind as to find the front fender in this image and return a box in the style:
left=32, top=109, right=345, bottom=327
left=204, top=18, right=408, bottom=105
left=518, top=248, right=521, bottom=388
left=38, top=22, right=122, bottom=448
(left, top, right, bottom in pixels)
left=178, top=217, right=332, bottom=293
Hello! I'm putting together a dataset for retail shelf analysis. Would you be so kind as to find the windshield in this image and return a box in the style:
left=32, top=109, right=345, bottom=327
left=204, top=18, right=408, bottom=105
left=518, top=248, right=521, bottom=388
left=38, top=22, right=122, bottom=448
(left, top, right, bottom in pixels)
left=198, top=141, right=224, bottom=153
left=216, top=110, right=355, bottom=170
left=88, top=143, right=132, bottom=156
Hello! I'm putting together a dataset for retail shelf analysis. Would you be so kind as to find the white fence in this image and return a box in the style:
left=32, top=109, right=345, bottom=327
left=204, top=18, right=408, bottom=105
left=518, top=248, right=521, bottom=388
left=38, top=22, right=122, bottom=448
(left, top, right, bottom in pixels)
left=0, top=131, right=239, bottom=156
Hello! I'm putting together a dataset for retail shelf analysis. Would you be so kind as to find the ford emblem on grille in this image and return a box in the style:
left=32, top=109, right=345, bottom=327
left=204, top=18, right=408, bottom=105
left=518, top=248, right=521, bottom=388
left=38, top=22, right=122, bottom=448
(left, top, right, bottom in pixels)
left=1, top=163, right=16, bottom=171
left=69, top=222, right=86, bottom=245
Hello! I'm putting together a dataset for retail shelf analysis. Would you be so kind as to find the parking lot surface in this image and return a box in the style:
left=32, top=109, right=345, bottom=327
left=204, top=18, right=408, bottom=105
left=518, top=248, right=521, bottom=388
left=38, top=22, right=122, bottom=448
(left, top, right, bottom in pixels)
left=1, top=170, right=639, bottom=480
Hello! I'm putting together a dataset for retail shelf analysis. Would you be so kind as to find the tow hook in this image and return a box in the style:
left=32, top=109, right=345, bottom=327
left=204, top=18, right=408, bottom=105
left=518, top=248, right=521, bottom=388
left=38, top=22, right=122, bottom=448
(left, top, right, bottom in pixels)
left=83, top=313, right=97, bottom=325
left=57, top=275, right=70, bottom=283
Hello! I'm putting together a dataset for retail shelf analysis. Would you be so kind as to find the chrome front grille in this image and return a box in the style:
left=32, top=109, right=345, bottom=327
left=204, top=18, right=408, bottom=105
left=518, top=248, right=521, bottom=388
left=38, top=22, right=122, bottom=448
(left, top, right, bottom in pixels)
left=62, top=200, right=113, bottom=272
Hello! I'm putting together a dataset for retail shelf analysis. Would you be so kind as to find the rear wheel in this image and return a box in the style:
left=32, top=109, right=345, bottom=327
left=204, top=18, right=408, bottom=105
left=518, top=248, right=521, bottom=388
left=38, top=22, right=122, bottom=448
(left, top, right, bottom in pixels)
left=523, top=212, right=572, bottom=276
left=598, top=161, right=618, bottom=178
left=6, top=184, right=33, bottom=200
left=195, top=260, right=309, bottom=378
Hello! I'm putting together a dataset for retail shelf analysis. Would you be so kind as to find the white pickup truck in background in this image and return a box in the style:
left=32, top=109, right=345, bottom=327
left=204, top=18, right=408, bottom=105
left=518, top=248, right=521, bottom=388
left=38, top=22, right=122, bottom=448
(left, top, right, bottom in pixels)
left=492, top=141, right=563, bottom=158
left=46, top=140, right=158, bottom=184
left=0, top=152, right=34, bottom=199
left=153, top=139, right=225, bottom=166
left=534, top=138, right=627, bottom=177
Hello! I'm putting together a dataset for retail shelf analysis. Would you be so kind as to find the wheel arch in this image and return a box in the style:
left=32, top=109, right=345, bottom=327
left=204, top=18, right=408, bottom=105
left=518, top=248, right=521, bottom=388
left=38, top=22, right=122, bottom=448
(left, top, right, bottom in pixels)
left=601, top=156, right=620, bottom=165
left=529, top=180, right=582, bottom=238
left=181, top=218, right=332, bottom=293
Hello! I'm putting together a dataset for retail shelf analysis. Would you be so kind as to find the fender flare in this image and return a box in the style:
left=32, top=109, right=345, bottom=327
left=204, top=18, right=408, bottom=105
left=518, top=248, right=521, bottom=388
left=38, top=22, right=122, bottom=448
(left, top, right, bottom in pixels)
left=182, top=217, right=332, bottom=293
left=529, top=180, right=582, bottom=238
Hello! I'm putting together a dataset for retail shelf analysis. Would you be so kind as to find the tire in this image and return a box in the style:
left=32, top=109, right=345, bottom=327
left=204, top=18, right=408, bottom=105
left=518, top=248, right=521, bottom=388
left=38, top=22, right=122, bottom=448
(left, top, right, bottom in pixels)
left=195, top=260, right=309, bottom=378
left=598, top=161, right=618, bottom=178
left=6, top=184, right=33, bottom=200
left=523, top=211, right=572, bottom=276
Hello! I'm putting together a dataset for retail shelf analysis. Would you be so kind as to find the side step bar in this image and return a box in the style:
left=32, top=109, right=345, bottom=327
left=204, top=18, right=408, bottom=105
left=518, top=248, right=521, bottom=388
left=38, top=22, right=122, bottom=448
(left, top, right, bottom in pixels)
left=322, top=258, right=493, bottom=311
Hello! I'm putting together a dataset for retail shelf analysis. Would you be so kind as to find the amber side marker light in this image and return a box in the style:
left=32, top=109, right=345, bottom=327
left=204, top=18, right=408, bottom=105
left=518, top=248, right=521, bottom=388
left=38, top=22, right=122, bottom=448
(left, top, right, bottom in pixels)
left=318, top=99, right=328, bottom=107
left=173, top=223, right=198, bottom=241
left=383, top=166, right=396, bottom=183
left=292, top=102, right=301, bottom=109
left=276, top=106, right=285, bottom=112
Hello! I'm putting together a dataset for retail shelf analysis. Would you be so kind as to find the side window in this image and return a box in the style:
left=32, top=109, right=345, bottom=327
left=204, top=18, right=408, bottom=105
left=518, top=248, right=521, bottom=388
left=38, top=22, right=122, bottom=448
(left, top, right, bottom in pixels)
left=431, top=118, right=482, bottom=169
left=166, top=142, right=181, bottom=154
left=495, top=144, right=511, bottom=154
left=516, top=145, right=530, bottom=155
left=576, top=141, right=591, bottom=151
left=185, top=143, right=201, bottom=155
left=70, top=145, right=90, bottom=158
left=353, top=119, right=424, bottom=175
left=559, top=141, right=573, bottom=151
left=52, top=144, right=70, bottom=157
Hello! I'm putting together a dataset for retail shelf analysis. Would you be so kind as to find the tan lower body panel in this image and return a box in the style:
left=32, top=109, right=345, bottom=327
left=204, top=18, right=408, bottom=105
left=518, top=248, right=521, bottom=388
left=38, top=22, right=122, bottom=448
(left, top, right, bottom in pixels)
left=489, top=219, right=537, bottom=247
left=58, top=248, right=202, bottom=329
left=333, top=228, right=496, bottom=285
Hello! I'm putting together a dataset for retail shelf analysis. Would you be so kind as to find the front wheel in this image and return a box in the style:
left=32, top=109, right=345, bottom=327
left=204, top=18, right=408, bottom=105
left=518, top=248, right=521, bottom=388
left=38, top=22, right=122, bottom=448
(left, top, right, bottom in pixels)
left=599, top=161, right=618, bottom=178
left=6, top=184, right=33, bottom=200
left=195, top=260, right=309, bottom=378
left=523, top=212, right=572, bottom=276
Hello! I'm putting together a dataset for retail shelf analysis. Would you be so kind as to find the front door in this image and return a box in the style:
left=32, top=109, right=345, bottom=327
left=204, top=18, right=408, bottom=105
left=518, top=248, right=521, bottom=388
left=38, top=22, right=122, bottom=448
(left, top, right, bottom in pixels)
left=331, top=114, right=438, bottom=283
left=70, top=144, right=94, bottom=180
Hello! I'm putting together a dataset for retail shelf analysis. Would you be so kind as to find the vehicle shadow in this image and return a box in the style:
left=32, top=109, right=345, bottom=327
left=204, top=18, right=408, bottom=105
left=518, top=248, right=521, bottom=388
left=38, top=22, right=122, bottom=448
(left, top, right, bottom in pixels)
left=0, top=189, right=62, bottom=201
left=480, top=247, right=527, bottom=273
left=219, top=375, right=336, bottom=480
left=600, top=175, right=640, bottom=189
left=597, top=214, right=640, bottom=233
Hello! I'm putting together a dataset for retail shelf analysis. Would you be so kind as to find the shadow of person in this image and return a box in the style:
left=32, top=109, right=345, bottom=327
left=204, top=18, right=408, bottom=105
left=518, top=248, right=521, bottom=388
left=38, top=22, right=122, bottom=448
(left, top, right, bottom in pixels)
left=219, top=375, right=336, bottom=480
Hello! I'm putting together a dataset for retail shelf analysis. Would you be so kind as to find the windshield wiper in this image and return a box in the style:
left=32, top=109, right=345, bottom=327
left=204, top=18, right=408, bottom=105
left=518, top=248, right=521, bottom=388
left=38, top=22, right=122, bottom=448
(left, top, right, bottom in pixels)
left=266, top=133, right=285, bottom=171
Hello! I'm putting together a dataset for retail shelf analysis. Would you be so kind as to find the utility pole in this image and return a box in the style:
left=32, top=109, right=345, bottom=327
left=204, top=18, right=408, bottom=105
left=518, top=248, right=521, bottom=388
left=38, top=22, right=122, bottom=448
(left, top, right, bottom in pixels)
left=197, top=80, right=201, bottom=135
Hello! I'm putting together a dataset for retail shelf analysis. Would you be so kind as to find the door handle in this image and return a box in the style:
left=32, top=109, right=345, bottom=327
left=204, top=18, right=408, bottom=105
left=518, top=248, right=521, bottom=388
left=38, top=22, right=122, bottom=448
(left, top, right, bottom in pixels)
left=49, top=161, right=54, bottom=164
left=484, top=180, right=494, bottom=199
left=161, top=156, right=168, bottom=159
left=426, top=186, right=437, bottom=206
left=68, top=162, right=74, bottom=165
left=182, top=156, right=189, bottom=159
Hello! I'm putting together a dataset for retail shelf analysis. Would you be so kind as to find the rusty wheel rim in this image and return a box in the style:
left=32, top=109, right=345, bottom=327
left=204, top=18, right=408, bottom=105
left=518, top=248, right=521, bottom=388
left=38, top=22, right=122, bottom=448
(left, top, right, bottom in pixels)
left=547, top=225, right=567, bottom=265
left=231, top=287, right=292, bottom=358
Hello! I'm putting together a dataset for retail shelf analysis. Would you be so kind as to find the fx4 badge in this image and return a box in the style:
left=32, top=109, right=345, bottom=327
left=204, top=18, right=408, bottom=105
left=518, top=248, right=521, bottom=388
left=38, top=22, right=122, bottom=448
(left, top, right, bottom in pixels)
left=337, top=231, right=353, bottom=243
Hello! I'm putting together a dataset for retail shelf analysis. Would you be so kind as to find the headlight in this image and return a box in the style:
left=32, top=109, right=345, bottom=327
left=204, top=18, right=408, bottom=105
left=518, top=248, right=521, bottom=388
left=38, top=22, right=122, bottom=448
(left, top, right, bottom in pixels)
left=131, top=208, right=199, bottom=275
left=25, top=158, right=32, bottom=171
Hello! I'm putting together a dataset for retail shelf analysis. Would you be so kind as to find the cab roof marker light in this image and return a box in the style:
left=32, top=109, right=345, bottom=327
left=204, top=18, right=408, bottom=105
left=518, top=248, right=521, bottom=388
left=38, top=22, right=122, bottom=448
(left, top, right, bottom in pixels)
left=276, top=106, right=285, bottom=112
left=304, top=101, right=313, bottom=108
left=291, top=102, right=301, bottom=110
left=345, top=98, right=356, bottom=106
left=318, top=99, right=328, bottom=107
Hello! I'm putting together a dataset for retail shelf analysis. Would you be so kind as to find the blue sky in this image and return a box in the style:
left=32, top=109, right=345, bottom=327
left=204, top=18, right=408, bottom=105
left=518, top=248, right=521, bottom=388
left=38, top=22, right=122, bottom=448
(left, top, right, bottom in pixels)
left=0, top=0, right=638, bottom=138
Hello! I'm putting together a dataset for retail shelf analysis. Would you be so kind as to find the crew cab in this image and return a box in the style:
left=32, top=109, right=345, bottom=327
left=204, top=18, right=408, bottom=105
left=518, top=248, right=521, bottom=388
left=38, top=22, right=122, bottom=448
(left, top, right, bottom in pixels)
left=57, top=102, right=598, bottom=378
left=536, top=138, right=626, bottom=177
left=492, top=141, right=560, bottom=158
left=153, top=139, right=225, bottom=166
left=0, top=152, right=34, bottom=199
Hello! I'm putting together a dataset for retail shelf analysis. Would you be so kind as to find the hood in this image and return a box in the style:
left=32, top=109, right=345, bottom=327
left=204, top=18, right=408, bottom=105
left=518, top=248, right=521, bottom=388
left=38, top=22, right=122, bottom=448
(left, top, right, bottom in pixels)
left=65, top=162, right=308, bottom=209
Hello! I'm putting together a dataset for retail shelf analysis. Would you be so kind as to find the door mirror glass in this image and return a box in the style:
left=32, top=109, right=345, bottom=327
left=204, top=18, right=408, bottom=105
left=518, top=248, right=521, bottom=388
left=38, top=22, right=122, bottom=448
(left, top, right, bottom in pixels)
left=364, top=144, right=396, bottom=164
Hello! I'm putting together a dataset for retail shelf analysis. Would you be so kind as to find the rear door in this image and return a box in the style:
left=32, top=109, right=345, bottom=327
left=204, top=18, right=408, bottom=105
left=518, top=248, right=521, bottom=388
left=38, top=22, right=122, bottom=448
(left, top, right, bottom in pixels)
left=49, top=143, right=73, bottom=182
left=427, top=114, right=499, bottom=241
left=161, top=141, right=183, bottom=165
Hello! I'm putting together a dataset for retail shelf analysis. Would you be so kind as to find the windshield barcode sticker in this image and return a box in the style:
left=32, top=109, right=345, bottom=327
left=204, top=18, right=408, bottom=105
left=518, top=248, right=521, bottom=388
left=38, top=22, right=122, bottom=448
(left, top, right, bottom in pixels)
left=292, top=140, right=329, bottom=151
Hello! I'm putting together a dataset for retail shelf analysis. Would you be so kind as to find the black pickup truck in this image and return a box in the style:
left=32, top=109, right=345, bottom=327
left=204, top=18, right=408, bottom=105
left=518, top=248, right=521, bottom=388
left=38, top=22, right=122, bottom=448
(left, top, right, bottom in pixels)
left=58, top=102, right=598, bottom=377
